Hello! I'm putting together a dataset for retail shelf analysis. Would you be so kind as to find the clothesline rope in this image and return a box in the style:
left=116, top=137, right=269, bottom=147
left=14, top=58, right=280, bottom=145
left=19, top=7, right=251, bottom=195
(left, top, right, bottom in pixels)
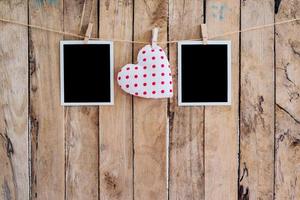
left=0, top=17, right=299, bottom=44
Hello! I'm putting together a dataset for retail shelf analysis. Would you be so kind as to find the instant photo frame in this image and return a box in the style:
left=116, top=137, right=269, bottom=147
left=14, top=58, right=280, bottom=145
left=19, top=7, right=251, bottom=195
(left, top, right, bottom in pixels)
left=60, top=40, right=114, bottom=106
left=178, top=40, right=231, bottom=106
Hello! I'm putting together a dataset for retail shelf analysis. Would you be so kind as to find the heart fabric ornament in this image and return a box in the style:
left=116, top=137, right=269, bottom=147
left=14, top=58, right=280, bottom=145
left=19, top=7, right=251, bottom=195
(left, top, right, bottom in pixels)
left=117, top=44, right=173, bottom=98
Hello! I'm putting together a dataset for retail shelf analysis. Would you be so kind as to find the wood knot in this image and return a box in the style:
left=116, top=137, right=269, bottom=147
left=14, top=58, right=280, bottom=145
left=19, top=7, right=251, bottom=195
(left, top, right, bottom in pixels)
left=239, top=162, right=248, bottom=182
left=6, top=136, right=14, bottom=157
left=103, top=172, right=122, bottom=198
left=238, top=185, right=249, bottom=200
left=0, top=132, right=14, bottom=157
left=257, top=96, right=264, bottom=114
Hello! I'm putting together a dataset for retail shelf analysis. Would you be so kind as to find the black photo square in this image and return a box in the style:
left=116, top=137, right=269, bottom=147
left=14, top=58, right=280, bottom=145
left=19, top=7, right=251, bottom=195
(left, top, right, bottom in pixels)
left=60, top=41, right=114, bottom=106
left=178, top=41, right=231, bottom=106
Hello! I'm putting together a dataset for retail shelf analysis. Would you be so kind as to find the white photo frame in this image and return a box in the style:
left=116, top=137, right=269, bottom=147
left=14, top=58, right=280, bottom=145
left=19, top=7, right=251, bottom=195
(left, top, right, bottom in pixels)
left=178, top=40, right=231, bottom=106
left=60, top=40, right=114, bottom=106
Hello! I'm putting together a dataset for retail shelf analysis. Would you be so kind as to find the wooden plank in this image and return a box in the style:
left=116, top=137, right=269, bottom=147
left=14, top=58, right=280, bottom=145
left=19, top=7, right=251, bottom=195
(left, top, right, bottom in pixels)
left=275, top=0, right=300, bottom=199
left=204, top=0, right=239, bottom=199
left=0, top=1, right=29, bottom=200
left=99, top=1, right=133, bottom=199
left=63, top=1, right=99, bottom=199
left=65, top=108, right=99, bottom=200
left=239, top=1, right=275, bottom=199
left=168, top=0, right=204, bottom=199
left=133, top=1, right=168, bottom=199
left=28, top=1, right=64, bottom=199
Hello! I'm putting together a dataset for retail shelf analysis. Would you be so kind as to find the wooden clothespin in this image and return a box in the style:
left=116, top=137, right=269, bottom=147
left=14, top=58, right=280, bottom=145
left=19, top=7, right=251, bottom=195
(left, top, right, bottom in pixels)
left=84, top=23, right=93, bottom=43
left=200, top=24, right=208, bottom=45
left=151, top=27, right=159, bottom=48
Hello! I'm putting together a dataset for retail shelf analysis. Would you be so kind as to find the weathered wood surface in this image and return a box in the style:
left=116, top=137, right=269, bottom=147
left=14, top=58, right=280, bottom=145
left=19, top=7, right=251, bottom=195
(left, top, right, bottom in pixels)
left=240, top=0, right=275, bottom=199
left=1, top=0, right=300, bottom=200
left=275, top=0, right=300, bottom=199
left=205, top=0, right=239, bottom=199
left=99, top=0, right=133, bottom=199
left=0, top=1, right=29, bottom=200
left=133, top=1, right=168, bottom=199
left=29, top=0, right=64, bottom=199
left=169, top=0, right=205, bottom=199
left=64, top=0, right=99, bottom=199
left=0, top=134, right=17, bottom=200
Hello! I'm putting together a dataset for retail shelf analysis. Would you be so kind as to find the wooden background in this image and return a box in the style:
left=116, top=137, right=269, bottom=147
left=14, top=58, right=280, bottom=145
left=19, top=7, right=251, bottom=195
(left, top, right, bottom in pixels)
left=0, top=0, right=299, bottom=199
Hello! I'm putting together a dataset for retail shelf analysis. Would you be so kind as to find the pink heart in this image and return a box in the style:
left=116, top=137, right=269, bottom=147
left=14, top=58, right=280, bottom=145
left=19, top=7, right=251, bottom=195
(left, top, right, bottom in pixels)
left=117, top=44, right=173, bottom=98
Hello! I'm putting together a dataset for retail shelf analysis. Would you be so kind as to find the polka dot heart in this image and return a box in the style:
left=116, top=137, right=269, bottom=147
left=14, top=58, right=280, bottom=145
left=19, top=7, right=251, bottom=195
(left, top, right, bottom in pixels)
left=117, top=44, right=173, bottom=98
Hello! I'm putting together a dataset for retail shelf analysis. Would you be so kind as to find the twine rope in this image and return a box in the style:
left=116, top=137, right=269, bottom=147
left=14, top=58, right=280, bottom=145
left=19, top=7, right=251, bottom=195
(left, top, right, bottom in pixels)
left=0, top=17, right=299, bottom=44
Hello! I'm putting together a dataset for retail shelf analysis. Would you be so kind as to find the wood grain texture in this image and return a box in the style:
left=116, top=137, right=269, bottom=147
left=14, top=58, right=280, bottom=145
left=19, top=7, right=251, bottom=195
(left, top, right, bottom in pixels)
left=63, top=0, right=99, bottom=199
left=29, top=1, right=64, bottom=199
left=0, top=133, right=17, bottom=200
left=168, top=0, right=205, bottom=199
left=133, top=0, right=168, bottom=199
left=275, top=106, right=300, bottom=200
left=65, top=108, right=99, bottom=200
left=275, top=0, right=300, bottom=199
left=204, top=0, right=239, bottom=199
left=239, top=1, right=275, bottom=199
left=0, top=1, right=29, bottom=200
left=98, top=0, right=133, bottom=199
